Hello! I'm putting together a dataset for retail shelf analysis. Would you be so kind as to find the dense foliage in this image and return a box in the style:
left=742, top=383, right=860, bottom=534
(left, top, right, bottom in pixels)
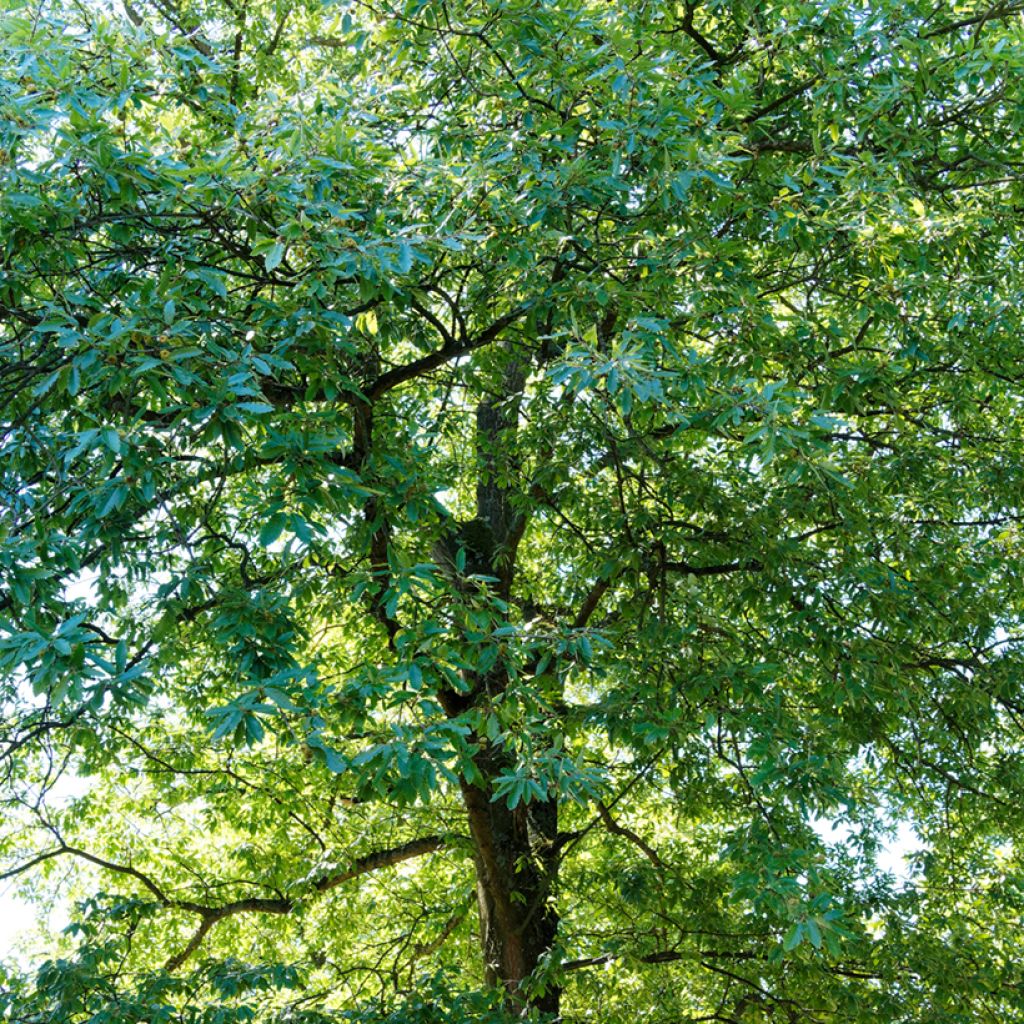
left=3, top=0, right=1024, bottom=1020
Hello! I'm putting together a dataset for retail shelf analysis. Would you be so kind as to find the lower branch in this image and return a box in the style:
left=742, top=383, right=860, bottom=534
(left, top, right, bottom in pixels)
left=2, top=835, right=448, bottom=972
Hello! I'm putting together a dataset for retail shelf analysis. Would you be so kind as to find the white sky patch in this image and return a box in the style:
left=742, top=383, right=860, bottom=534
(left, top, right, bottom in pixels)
left=0, top=772, right=91, bottom=965
left=876, top=820, right=923, bottom=878
left=811, top=813, right=924, bottom=883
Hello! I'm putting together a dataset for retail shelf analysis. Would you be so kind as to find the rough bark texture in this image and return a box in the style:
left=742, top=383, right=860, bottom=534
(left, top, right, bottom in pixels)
left=457, top=359, right=561, bottom=1012
left=462, top=753, right=559, bottom=1013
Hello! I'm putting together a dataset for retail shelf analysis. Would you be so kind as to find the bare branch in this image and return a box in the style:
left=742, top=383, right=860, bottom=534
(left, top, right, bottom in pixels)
left=164, top=916, right=215, bottom=972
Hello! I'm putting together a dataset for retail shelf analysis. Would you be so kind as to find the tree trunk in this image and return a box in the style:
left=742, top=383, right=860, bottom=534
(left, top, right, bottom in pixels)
left=456, top=364, right=559, bottom=1011
left=461, top=744, right=559, bottom=1013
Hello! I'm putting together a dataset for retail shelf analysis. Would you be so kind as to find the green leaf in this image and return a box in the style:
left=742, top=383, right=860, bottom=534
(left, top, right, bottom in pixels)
left=397, top=241, right=414, bottom=273
left=102, top=428, right=121, bottom=454
left=265, top=241, right=285, bottom=272
left=783, top=924, right=803, bottom=951
left=259, top=513, right=287, bottom=547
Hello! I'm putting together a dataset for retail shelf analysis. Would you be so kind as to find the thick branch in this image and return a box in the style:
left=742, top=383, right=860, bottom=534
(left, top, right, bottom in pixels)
left=164, top=916, right=215, bottom=972
left=573, top=578, right=611, bottom=629
left=367, top=304, right=532, bottom=399
left=312, top=835, right=448, bottom=894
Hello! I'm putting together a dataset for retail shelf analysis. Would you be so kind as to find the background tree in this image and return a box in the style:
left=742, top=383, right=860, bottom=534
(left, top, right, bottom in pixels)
left=3, top=0, right=1024, bottom=1021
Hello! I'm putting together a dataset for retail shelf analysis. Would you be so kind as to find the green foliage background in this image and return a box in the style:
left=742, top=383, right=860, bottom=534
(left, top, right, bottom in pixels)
left=2, top=0, right=1024, bottom=1020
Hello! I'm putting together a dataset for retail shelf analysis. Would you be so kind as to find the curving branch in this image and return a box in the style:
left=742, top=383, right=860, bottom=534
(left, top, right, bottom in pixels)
left=165, top=834, right=450, bottom=968
left=596, top=804, right=665, bottom=873
left=676, top=2, right=730, bottom=65
left=2, top=835, right=449, bottom=971
left=0, top=843, right=170, bottom=902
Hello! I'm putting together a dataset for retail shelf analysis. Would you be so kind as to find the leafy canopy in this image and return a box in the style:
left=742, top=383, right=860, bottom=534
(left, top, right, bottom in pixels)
left=2, top=0, right=1024, bottom=1021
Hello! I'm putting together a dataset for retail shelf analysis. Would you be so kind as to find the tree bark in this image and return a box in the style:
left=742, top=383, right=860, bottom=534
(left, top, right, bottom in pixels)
left=461, top=739, right=559, bottom=1013
left=457, top=355, right=560, bottom=1011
